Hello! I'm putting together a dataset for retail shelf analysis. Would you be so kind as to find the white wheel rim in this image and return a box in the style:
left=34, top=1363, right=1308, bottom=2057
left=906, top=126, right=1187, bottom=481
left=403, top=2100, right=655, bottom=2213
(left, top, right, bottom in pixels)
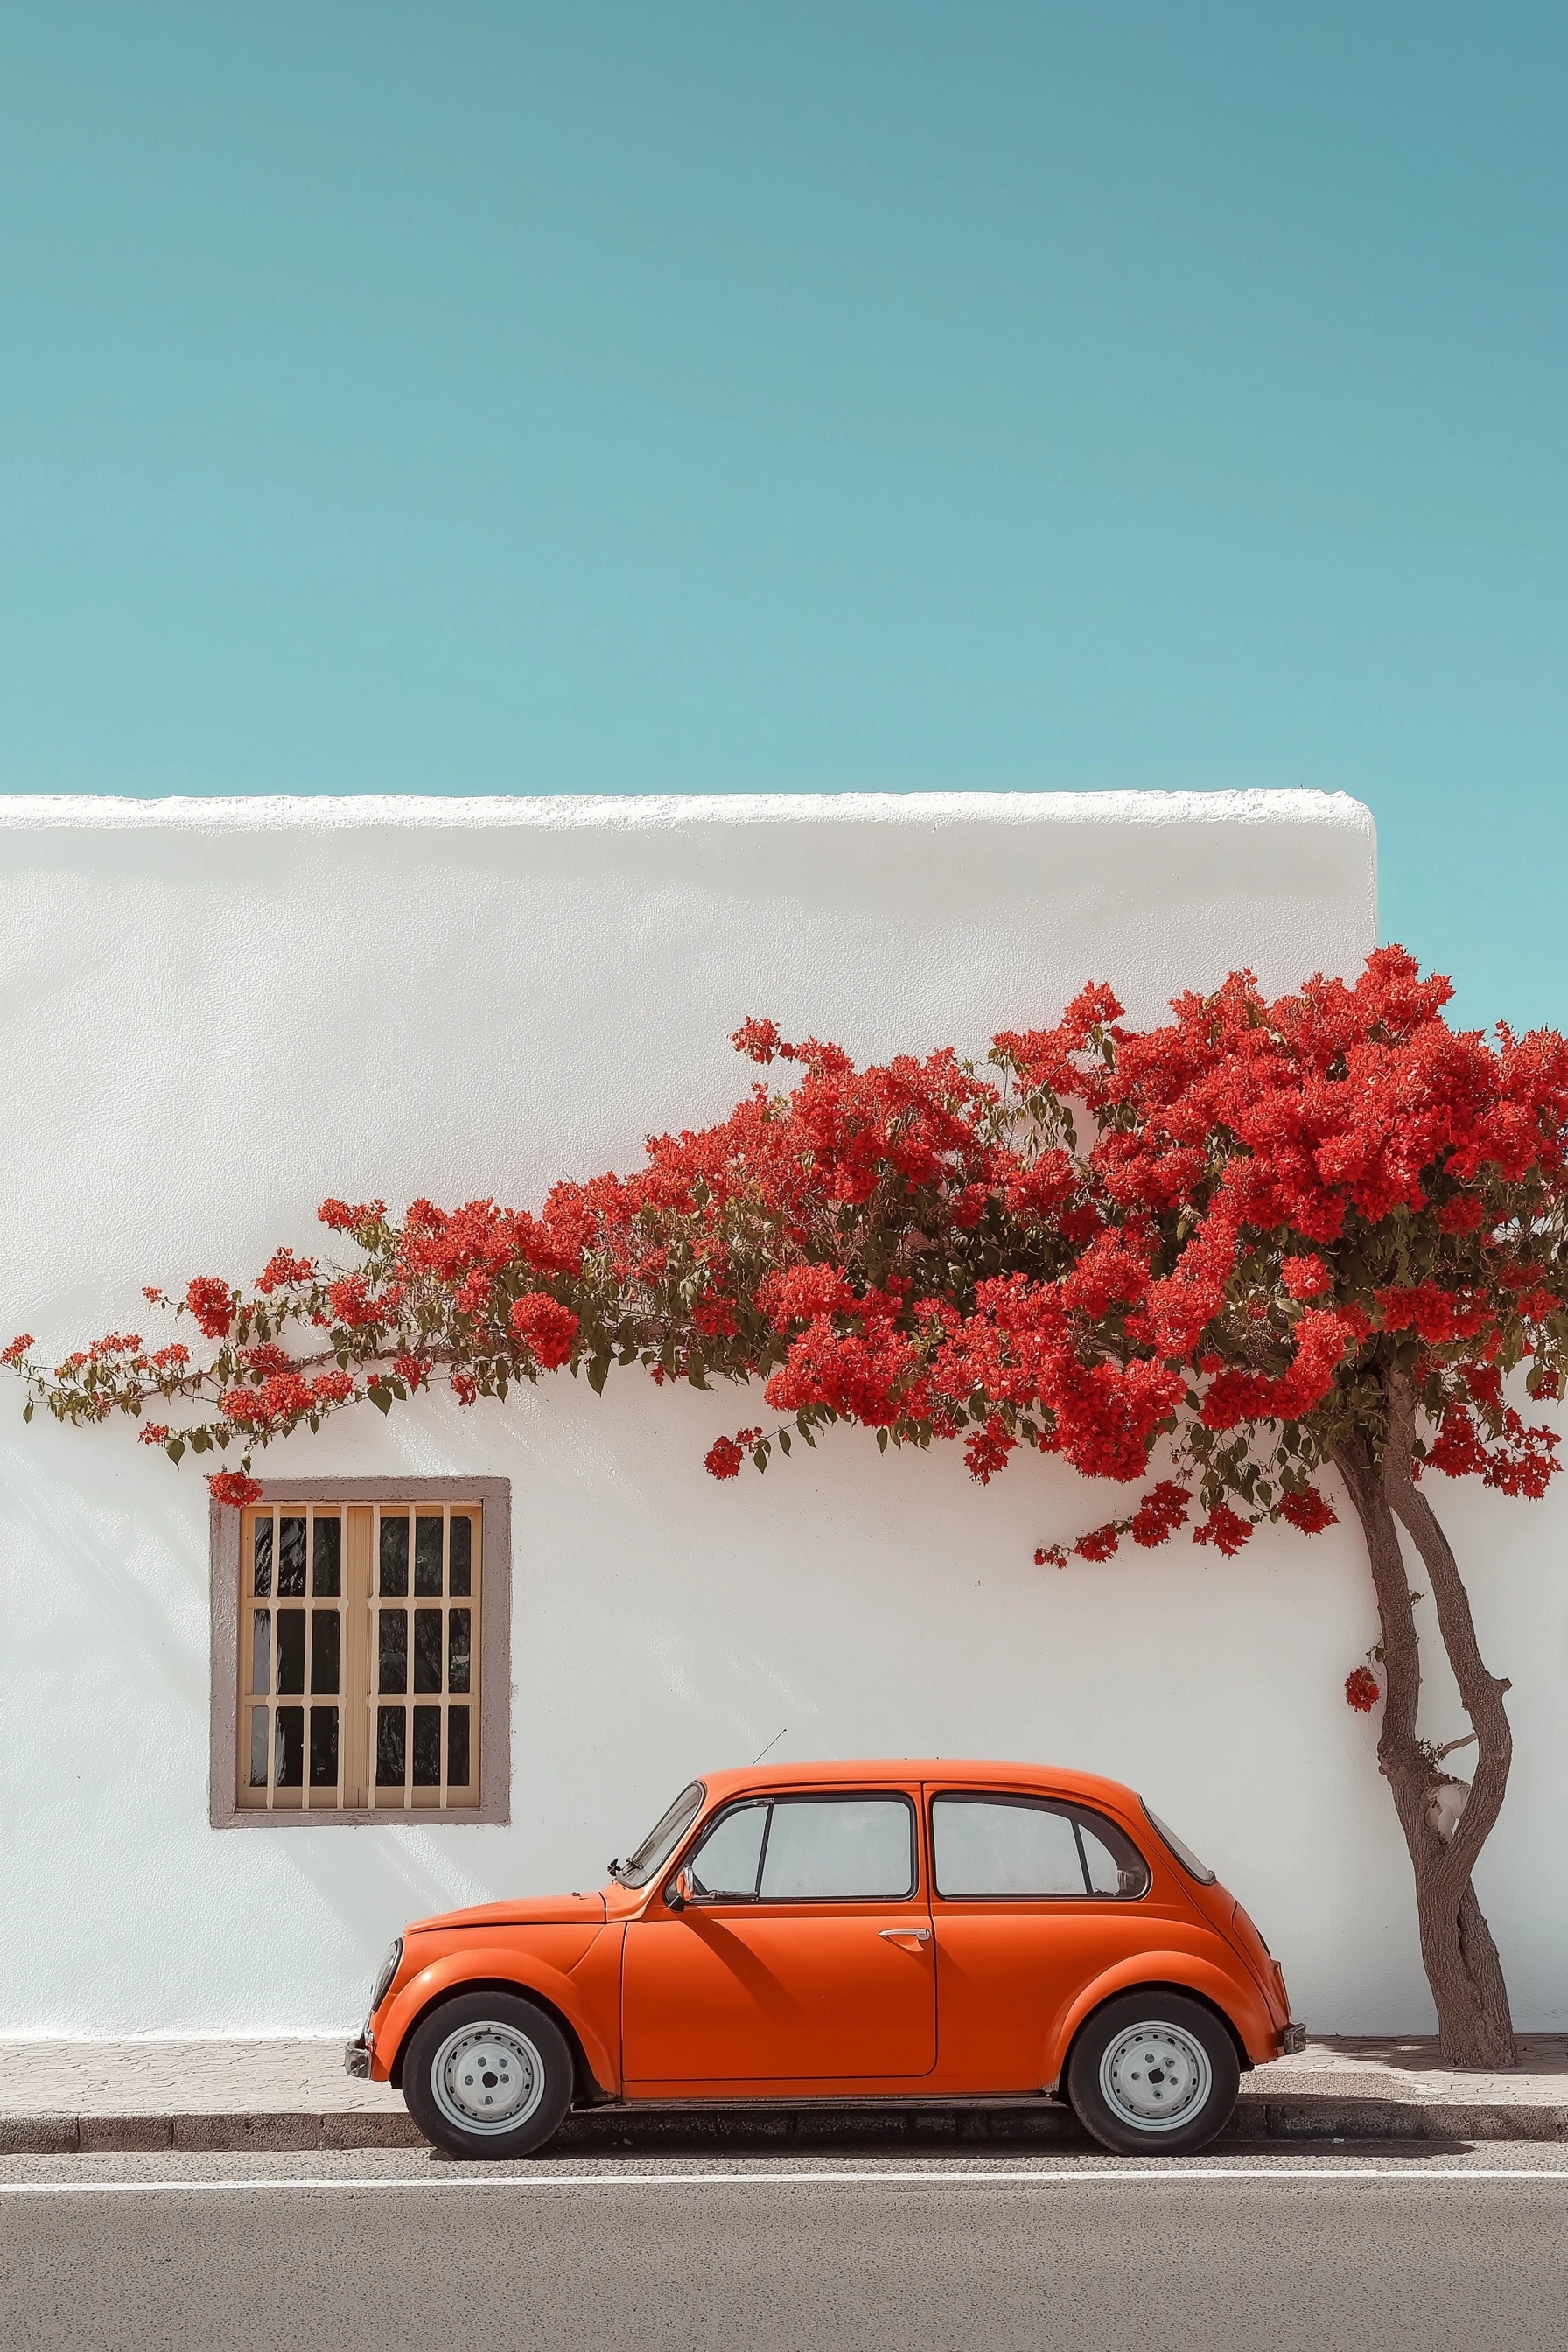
left=430, top=2021, right=547, bottom=2137
left=1099, top=2020, right=1213, bottom=2133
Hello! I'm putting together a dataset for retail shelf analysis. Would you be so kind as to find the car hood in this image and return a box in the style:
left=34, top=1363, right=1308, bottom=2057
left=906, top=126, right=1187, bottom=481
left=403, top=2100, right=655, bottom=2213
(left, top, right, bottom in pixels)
left=405, top=1892, right=608, bottom=1934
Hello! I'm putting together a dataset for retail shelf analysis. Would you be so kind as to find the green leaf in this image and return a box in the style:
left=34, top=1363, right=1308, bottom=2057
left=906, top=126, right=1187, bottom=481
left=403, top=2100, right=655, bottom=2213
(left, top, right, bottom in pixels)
left=191, top=1429, right=211, bottom=1453
left=496, top=1376, right=509, bottom=1400
left=369, top=1386, right=392, bottom=1416
left=166, top=1438, right=186, bottom=1464
left=777, top=1430, right=791, bottom=1456
left=586, top=1355, right=609, bottom=1396
left=21, top=1401, right=32, bottom=1423
left=877, top=1428, right=889, bottom=1452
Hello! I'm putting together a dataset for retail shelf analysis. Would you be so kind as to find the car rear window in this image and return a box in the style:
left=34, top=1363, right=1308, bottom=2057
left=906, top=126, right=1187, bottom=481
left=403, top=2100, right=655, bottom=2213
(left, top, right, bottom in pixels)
left=1139, top=1800, right=1217, bottom=1884
left=932, top=1794, right=1151, bottom=1900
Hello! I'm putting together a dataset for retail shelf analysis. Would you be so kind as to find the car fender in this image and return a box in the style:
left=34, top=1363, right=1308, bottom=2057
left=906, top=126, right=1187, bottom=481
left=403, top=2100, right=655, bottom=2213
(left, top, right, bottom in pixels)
left=374, top=1942, right=619, bottom=2096
left=1042, top=1949, right=1275, bottom=2085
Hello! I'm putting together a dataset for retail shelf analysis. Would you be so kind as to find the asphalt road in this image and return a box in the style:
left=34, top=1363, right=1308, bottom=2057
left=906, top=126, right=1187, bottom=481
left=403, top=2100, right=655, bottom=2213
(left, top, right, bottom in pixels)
left=4, top=2146, right=1566, bottom=2352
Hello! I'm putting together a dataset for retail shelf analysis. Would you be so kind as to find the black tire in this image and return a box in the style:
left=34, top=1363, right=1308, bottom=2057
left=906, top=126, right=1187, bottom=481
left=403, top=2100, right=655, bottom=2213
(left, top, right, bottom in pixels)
left=1065, top=1991, right=1240, bottom=2157
left=402, top=1992, right=574, bottom=2160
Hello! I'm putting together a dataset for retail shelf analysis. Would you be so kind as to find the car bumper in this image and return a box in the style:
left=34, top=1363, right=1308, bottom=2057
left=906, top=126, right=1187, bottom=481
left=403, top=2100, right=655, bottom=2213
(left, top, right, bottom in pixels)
left=344, top=2034, right=372, bottom=2080
left=1278, top=2023, right=1307, bottom=2056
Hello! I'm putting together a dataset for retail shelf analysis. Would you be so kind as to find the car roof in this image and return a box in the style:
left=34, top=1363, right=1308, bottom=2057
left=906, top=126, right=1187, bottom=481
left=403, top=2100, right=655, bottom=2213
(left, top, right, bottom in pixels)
left=696, top=1759, right=1142, bottom=1812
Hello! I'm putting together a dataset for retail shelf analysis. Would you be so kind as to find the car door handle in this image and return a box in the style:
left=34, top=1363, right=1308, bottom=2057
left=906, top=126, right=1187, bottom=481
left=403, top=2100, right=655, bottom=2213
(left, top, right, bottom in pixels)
left=878, top=1926, right=931, bottom=1942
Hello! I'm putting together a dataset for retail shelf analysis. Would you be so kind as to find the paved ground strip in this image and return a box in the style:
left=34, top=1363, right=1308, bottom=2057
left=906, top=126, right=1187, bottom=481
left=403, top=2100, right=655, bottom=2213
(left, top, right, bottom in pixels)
left=1, top=2035, right=1564, bottom=2154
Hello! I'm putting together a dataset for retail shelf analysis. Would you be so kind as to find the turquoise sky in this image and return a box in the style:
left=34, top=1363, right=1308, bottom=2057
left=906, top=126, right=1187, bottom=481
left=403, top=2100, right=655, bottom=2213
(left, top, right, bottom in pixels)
left=4, top=4, right=1564, bottom=1030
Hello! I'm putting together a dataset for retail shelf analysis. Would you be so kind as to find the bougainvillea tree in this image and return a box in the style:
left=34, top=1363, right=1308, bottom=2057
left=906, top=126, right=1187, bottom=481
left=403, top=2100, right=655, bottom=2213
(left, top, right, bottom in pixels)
left=10, top=947, right=1568, bottom=2064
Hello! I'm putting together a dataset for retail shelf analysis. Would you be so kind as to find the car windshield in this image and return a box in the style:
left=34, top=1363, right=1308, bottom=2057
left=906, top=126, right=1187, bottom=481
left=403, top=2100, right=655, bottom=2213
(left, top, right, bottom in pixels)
left=1140, top=1799, right=1217, bottom=1885
left=612, top=1781, right=705, bottom=1887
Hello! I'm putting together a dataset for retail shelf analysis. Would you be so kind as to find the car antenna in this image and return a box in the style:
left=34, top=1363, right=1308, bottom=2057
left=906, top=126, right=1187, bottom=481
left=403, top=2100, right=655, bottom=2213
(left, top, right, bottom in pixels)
left=751, top=1726, right=787, bottom=1766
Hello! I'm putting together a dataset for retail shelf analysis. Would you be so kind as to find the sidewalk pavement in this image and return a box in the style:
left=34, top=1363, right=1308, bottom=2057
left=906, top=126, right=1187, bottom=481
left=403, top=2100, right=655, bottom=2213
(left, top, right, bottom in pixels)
left=3, top=2035, right=1566, bottom=2155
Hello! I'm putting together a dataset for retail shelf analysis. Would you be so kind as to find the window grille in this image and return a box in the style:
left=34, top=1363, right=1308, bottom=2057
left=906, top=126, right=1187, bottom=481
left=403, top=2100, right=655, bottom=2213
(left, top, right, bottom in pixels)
left=236, top=1501, right=481, bottom=1813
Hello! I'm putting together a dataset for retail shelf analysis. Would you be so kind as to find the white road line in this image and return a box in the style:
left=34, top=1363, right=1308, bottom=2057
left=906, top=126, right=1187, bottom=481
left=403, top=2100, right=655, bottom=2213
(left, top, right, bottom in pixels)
left=0, top=2166, right=1564, bottom=2195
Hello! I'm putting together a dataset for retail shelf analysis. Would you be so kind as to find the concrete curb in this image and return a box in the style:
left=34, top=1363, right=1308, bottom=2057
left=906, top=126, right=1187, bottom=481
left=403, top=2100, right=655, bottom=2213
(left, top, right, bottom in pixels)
left=3, top=2093, right=1565, bottom=2158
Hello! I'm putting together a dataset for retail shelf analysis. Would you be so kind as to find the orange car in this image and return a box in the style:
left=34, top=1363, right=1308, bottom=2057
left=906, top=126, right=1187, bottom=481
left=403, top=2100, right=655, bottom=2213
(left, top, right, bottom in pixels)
left=346, top=1759, right=1304, bottom=2159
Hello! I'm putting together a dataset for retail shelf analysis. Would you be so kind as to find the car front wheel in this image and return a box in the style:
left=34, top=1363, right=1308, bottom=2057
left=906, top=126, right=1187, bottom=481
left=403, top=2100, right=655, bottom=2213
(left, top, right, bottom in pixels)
left=402, top=1992, right=574, bottom=2160
left=1065, top=1992, right=1240, bottom=2156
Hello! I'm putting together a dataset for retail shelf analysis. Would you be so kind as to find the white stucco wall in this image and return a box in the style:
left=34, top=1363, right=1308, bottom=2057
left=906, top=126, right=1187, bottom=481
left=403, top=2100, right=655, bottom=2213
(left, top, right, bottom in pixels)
left=1, top=787, right=1560, bottom=2043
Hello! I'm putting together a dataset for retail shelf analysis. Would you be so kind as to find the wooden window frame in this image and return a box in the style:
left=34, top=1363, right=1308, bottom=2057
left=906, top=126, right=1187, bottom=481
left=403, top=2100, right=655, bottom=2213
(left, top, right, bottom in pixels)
left=209, top=1476, right=512, bottom=1828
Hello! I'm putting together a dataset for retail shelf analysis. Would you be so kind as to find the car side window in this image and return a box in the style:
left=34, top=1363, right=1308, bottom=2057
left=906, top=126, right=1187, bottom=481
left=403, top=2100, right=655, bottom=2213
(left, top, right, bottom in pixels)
left=689, top=1802, right=769, bottom=1898
left=932, top=1795, right=1151, bottom=1900
left=758, top=1797, right=915, bottom=1900
left=684, top=1795, right=916, bottom=1901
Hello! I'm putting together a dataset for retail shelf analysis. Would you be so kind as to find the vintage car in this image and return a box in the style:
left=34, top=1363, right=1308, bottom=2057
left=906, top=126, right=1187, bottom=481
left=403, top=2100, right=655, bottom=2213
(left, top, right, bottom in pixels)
left=347, top=1758, right=1304, bottom=2158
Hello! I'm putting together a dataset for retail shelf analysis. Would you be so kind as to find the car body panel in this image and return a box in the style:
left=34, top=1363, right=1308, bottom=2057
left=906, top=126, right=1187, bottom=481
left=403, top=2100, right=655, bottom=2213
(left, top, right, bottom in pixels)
left=362, top=1759, right=1297, bottom=2102
left=623, top=1902, right=938, bottom=2080
left=402, top=1893, right=606, bottom=1935
left=1046, top=1947, right=1282, bottom=2080
left=373, top=1931, right=616, bottom=2092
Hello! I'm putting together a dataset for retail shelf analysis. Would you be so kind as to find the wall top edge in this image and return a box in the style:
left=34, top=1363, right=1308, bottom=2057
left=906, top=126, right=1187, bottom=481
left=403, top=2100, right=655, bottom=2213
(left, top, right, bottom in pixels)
left=0, top=788, right=1374, bottom=836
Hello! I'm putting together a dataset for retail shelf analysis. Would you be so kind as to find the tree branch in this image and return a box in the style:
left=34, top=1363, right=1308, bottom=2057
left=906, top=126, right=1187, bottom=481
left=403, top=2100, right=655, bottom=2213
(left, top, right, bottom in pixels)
left=1381, top=1371, right=1514, bottom=1895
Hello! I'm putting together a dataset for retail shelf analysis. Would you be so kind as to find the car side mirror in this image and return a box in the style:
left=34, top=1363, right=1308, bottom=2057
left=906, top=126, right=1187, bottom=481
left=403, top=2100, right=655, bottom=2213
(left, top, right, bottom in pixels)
left=665, top=1867, right=697, bottom=1912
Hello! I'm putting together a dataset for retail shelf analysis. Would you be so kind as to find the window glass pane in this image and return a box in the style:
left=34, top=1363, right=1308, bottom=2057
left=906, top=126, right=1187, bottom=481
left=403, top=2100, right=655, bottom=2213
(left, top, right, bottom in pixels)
left=312, top=1516, right=341, bottom=1596
left=448, top=1516, right=472, bottom=1596
left=616, top=1782, right=705, bottom=1887
left=932, top=1797, right=1085, bottom=1896
left=412, top=1609, right=443, bottom=1693
left=249, top=1610, right=270, bottom=1697
left=415, top=1516, right=444, bottom=1595
left=309, top=1706, right=339, bottom=1788
left=379, top=1515, right=409, bottom=1596
left=690, top=1803, right=767, bottom=1898
left=310, top=1609, right=340, bottom=1695
left=276, top=1609, right=306, bottom=1696
left=447, top=1608, right=471, bottom=1694
left=248, top=1706, right=269, bottom=1788
left=274, top=1706, right=304, bottom=1788
left=278, top=1516, right=308, bottom=1597
left=757, top=1798, right=914, bottom=1900
left=1081, top=1816, right=1152, bottom=1899
left=1140, top=1802, right=1216, bottom=1885
left=412, top=1707, right=442, bottom=1786
left=375, top=1706, right=406, bottom=1786
left=252, top=1518, right=273, bottom=1598
left=378, top=1610, right=408, bottom=1694
left=447, top=1706, right=471, bottom=1788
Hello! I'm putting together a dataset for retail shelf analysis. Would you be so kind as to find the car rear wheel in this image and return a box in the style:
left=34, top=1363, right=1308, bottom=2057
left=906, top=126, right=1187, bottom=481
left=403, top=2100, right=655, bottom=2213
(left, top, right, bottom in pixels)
left=1065, top=1992, right=1240, bottom=2157
left=402, top=1992, right=574, bottom=2160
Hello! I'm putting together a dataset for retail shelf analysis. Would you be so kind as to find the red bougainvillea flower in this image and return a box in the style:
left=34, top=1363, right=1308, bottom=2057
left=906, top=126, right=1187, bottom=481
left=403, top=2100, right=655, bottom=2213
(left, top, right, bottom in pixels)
left=208, top=1471, right=262, bottom=1508
left=318, top=1198, right=387, bottom=1233
left=1278, top=1486, right=1338, bottom=1534
left=1345, top=1664, right=1381, bottom=1712
left=185, top=1278, right=234, bottom=1340
left=256, top=1248, right=315, bottom=1293
left=1194, top=1505, right=1253, bottom=1557
left=1281, top=1255, right=1333, bottom=1300
left=705, top=1426, right=763, bottom=1480
left=732, top=1017, right=785, bottom=1063
left=509, top=1292, right=579, bottom=1370
left=1, top=1334, right=33, bottom=1368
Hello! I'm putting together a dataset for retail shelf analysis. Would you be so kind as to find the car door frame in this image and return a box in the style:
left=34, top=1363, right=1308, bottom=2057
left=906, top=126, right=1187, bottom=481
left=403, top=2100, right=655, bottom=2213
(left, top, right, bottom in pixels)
left=618, top=1777, right=940, bottom=2096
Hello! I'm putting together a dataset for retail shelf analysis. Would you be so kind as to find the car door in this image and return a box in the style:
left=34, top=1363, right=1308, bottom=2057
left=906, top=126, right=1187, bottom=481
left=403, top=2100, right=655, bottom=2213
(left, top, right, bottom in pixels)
left=621, top=1788, right=937, bottom=2085
left=928, top=1786, right=1168, bottom=2090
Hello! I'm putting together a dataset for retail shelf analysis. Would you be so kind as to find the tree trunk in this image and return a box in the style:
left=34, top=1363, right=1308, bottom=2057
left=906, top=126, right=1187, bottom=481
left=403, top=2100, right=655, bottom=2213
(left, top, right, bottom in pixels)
left=1333, top=1374, right=1518, bottom=2068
